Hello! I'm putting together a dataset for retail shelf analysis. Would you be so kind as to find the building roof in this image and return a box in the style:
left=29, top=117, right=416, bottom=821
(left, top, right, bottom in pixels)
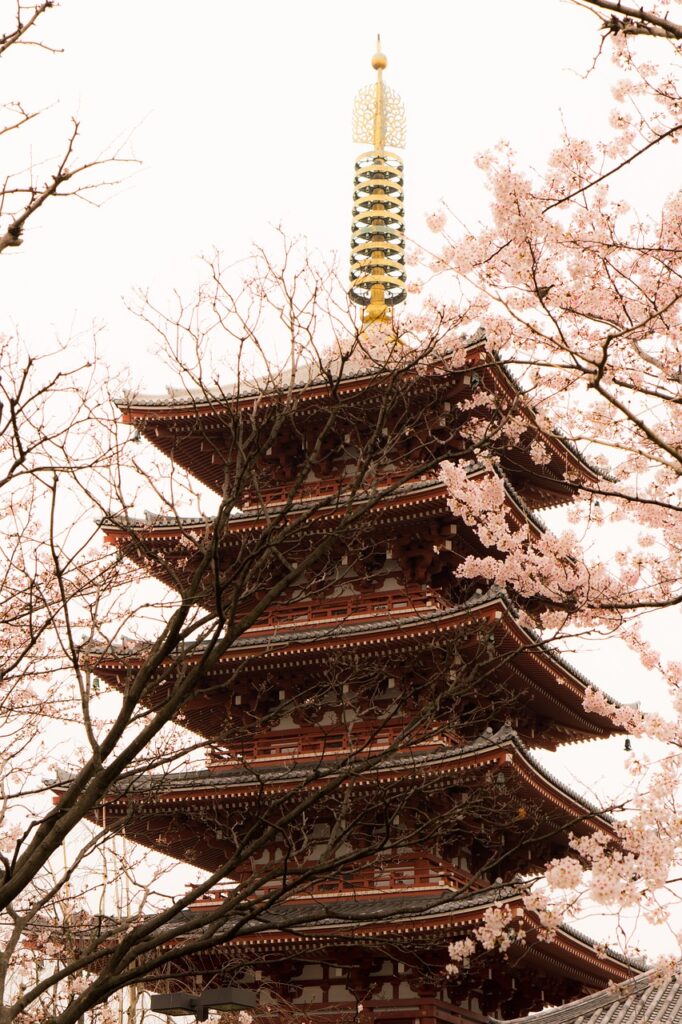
left=495, top=967, right=682, bottom=1023
left=117, top=332, right=488, bottom=410
left=88, top=587, right=598, bottom=688
left=92, top=726, right=615, bottom=834
left=169, top=882, right=643, bottom=983
left=241, top=881, right=529, bottom=931
left=115, top=333, right=596, bottom=475
left=87, top=589, right=624, bottom=747
left=117, top=331, right=602, bottom=495
left=101, top=462, right=548, bottom=538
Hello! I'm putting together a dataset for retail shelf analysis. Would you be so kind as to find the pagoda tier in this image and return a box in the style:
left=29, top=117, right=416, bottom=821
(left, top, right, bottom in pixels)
left=89, top=331, right=630, bottom=1023
left=117, top=337, right=599, bottom=510
left=144, top=885, right=638, bottom=1023
left=101, top=468, right=550, bottom=622
left=89, top=593, right=622, bottom=751
left=93, top=727, right=615, bottom=882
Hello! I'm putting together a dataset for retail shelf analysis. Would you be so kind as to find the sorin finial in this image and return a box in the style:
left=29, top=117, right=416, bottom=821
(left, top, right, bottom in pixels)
left=372, top=35, right=387, bottom=71
left=349, top=38, right=407, bottom=326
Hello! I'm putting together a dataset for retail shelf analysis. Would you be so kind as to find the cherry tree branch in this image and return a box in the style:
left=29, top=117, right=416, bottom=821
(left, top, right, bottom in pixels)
left=543, top=120, right=682, bottom=211
left=575, top=0, right=682, bottom=39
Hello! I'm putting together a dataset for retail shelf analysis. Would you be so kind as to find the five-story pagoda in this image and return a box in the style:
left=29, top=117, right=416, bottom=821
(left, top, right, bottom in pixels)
left=84, top=42, right=639, bottom=1024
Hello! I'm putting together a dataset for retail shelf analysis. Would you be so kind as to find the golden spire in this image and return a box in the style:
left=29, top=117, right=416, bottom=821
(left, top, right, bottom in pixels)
left=371, top=36, right=388, bottom=150
left=349, top=37, right=407, bottom=326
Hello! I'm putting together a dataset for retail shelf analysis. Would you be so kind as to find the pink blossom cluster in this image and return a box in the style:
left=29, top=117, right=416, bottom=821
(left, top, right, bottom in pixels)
left=447, top=906, right=514, bottom=975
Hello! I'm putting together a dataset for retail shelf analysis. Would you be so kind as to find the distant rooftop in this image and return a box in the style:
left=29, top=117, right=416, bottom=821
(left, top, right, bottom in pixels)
left=494, top=966, right=681, bottom=1023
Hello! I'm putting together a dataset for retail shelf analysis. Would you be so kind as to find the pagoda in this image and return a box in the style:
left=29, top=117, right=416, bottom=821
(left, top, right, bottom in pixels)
left=86, top=41, right=640, bottom=1024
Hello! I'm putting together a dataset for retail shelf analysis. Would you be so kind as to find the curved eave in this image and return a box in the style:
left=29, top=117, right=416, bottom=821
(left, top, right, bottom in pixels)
left=153, top=891, right=638, bottom=989
left=118, top=338, right=599, bottom=496
left=94, top=733, right=617, bottom=842
left=479, top=361, right=600, bottom=491
left=118, top=371, right=393, bottom=421
left=89, top=597, right=622, bottom=744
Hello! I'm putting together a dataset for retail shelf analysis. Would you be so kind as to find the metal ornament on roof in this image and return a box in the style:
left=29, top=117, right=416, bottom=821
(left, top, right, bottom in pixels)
left=349, top=36, right=407, bottom=326
left=352, top=82, right=406, bottom=149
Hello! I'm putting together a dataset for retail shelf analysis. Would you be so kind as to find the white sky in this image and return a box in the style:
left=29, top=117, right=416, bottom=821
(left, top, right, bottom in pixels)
left=5, top=0, right=671, bottom=372
left=3, top=0, right=681, bottom=960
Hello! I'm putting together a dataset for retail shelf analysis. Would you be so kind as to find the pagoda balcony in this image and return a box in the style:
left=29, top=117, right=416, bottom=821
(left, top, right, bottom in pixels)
left=189, top=856, right=479, bottom=907
left=246, top=584, right=452, bottom=634
left=268, top=857, right=477, bottom=900
left=239, top=468, right=436, bottom=510
left=209, top=721, right=457, bottom=767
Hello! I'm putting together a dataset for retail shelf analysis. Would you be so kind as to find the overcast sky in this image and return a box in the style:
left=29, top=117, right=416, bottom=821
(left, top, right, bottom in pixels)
left=5, top=0, right=673, bottom=375
left=4, top=0, right=680, bottom=958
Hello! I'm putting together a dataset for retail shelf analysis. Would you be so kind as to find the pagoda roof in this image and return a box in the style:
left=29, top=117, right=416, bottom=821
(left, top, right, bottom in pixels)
left=102, top=463, right=547, bottom=540
left=494, top=966, right=680, bottom=1023
left=117, top=334, right=601, bottom=502
left=117, top=331, right=490, bottom=411
left=116, top=334, right=598, bottom=476
left=97, top=727, right=616, bottom=839
left=90, top=590, right=623, bottom=747
left=99, top=469, right=549, bottom=618
left=164, top=882, right=642, bottom=987
left=90, top=590, right=594, bottom=680
left=90, top=593, right=622, bottom=745
left=220, top=590, right=608, bottom=695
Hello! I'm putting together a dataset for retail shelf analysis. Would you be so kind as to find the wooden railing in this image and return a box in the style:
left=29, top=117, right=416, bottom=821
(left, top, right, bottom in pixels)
left=189, top=855, right=478, bottom=907
left=247, top=584, right=452, bottom=633
left=210, top=722, right=456, bottom=767
left=286, top=855, right=473, bottom=896
left=240, top=469, right=437, bottom=510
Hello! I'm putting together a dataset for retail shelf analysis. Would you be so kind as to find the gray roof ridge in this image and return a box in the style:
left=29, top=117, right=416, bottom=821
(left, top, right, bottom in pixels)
left=86, top=725, right=612, bottom=830
left=496, top=728, right=613, bottom=824
left=85, top=589, right=622, bottom=717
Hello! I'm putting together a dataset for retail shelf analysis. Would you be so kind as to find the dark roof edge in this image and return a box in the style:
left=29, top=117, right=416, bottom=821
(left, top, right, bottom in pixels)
left=492, top=963, right=670, bottom=1023
left=84, top=589, right=624, bottom=720
left=67, top=725, right=614, bottom=828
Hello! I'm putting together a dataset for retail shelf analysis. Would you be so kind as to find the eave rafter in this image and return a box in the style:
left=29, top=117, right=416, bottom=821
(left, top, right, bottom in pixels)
left=116, top=338, right=599, bottom=506
left=95, top=731, right=616, bottom=848
left=87, top=596, right=622, bottom=748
